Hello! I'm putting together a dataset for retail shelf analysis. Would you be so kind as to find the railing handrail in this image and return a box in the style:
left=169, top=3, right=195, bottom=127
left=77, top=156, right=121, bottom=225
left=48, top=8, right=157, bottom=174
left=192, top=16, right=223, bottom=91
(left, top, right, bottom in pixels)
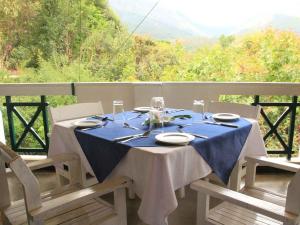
left=1, top=82, right=300, bottom=96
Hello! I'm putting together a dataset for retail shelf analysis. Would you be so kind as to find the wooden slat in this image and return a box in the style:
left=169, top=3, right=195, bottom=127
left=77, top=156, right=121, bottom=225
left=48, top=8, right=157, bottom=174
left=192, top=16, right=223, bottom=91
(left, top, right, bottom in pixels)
left=226, top=204, right=282, bottom=224
left=30, top=177, right=128, bottom=219
left=246, top=156, right=300, bottom=173
left=191, top=180, right=297, bottom=223
left=209, top=202, right=283, bottom=225
left=6, top=185, right=80, bottom=216
left=243, top=187, right=286, bottom=207
left=46, top=199, right=114, bottom=225
left=0, top=83, right=72, bottom=96
left=1, top=82, right=300, bottom=98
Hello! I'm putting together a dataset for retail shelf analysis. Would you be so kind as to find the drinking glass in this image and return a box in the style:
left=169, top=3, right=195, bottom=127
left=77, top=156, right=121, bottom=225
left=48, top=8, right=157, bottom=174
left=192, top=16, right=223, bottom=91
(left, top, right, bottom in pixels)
left=193, top=100, right=205, bottom=120
left=113, top=100, right=125, bottom=124
left=149, top=97, right=165, bottom=132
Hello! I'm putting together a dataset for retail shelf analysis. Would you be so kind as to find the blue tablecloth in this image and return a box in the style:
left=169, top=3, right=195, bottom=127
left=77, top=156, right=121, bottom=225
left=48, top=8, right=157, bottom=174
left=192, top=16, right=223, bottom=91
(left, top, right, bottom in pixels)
left=74, top=110, right=252, bottom=184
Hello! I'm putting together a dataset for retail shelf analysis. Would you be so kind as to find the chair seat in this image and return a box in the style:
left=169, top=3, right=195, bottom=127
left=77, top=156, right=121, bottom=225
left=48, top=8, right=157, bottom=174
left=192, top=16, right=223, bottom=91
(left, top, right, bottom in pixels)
left=209, top=202, right=282, bottom=225
left=4, top=186, right=117, bottom=225
left=242, top=187, right=286, bottom=207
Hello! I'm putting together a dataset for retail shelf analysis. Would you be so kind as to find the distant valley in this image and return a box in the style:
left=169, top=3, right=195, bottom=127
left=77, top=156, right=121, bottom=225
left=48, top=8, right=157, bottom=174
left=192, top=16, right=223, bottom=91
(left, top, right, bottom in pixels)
left=109, top=0, right=300, bottom=49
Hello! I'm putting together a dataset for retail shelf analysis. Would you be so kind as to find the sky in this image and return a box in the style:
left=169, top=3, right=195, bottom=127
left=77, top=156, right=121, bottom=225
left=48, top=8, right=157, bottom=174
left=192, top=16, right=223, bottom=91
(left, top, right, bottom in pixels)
left=152, top=0, right=300, bottom=28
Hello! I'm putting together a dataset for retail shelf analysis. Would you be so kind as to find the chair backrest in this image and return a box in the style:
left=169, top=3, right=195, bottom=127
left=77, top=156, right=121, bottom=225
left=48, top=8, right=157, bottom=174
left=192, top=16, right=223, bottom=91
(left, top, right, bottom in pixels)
left=286, top=170, right=300, bottom=215
left=0, top=142, right=41, bottom=212
left=49, top=101, right=104, bottom=124
left=207, top=102, right=261, bottom=120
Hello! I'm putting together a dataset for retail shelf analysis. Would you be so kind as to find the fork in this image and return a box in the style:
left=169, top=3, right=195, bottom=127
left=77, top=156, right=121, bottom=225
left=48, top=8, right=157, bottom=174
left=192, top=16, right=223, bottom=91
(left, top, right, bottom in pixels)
left=177, top=126, right=208, bottom=139
left=120, top=130, right=151, bottom=143
left=123, top=122, right=140, bottom=130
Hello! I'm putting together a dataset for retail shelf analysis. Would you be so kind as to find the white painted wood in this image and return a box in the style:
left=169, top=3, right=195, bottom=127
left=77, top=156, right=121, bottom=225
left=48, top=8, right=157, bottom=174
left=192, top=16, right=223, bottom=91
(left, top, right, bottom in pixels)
left=49, top=103, right=103, bottom=186
left=245, top=156, right=300, bottom=173
left=191, top=156, right=300, bottom=225
left=0, top=142, right=129, bottom=225
left=245, top=159, right=258, bottom=187
left=229, top=159, right=243, bottom=191
left=134, top=83, right=162, bottom=107
left=191, top=180, right=297, bottom=223
left=114, top=188, right=127, bottom=225
left=1, top=82, right=300, bottom=99
left=30, top=177, right=128, bottom=219
left=0, top=83, right=72, bottom=96
left=207, top=102, right=261, bottom=120
left=0, top=109, right=5, bottom=144
left=286, top=170, right=300, bottom=215
left=162, top=83, right=219, bottom=109
left=75, top=83, right=134, bottom=113
left=206, top=103, right=260, bottom=191
left=0, top=160, right=10, bottom=209
left=177, top=187, right=186, bottom=199
left=49, top=102, right=104, bottom=124
left=196, top=192, right=209, bottom=225
left=10, top=157, right=42, bottom=212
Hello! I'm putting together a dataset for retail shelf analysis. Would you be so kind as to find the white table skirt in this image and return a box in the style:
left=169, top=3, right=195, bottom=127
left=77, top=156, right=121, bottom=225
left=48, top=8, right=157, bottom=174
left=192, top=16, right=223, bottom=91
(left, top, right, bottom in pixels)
left=48, top=119, right=266, bottom=225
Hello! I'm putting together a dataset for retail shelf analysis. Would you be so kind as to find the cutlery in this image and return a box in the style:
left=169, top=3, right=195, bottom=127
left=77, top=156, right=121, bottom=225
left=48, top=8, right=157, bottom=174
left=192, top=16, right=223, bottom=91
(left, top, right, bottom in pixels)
left=204, top=121, right=239, bottom=128
left=166, top=109, right=185, bottom=114
left=177, top=127, right=208, bottom=139
left=120, top=131, right=151, bottom=143
left=123, top=122, right=140, bottom=130
left=80, top=125, right=103, bottom=131
left=91, top=115, right=113, bottom=121
left=127, top=114, right=143, bottom=120
left=114, top=130, right=148, bottom=142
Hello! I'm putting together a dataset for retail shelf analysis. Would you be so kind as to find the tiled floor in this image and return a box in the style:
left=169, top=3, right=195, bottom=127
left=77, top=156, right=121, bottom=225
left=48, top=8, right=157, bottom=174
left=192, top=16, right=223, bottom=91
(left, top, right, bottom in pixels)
left=3, top=171, right=293, bottom=225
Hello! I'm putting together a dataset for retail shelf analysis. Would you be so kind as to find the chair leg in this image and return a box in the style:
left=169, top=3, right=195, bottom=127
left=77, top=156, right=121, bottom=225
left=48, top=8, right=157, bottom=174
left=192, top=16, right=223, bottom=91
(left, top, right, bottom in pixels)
left=128, top=180, right=135, bottom=199
left=229, top=160, right=243, bottom=191
left=196, top=192, right=209, bottom=225
left=114, top=188, right=127, bottom=225
left=178, top=187, right=186, bottom=199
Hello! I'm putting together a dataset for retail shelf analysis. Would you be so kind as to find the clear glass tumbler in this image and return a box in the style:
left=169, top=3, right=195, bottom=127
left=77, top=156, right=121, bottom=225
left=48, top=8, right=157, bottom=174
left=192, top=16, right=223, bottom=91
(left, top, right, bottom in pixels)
left=113, top=100, right=125, bottom=124
left=193, top=100, right=205, bottom=120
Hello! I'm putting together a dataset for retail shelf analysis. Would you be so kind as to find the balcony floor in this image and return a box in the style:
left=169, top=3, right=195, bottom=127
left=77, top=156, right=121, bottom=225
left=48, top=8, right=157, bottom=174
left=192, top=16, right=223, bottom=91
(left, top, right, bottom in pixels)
left=4, top=171, right=292, bottom=225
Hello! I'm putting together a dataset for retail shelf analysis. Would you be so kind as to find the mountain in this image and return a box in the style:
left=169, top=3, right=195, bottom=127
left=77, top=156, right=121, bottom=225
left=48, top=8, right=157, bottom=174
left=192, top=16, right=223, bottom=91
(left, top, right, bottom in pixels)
left=236, top=14, right=300, bottom=35
left=108, top=0, right=300, bottom=49
left=108, top=0, right=233, bottom=40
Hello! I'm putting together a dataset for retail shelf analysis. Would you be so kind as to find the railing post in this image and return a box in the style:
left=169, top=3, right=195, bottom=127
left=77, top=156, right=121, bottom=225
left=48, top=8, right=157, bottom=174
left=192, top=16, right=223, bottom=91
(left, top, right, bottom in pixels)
left=41, top=96, right=49, bottom=151
left=287, top=96, right=298, bottom=160
left=5, top=96, right=16, bottom=150
left=0, top=106, right=6, bottom=144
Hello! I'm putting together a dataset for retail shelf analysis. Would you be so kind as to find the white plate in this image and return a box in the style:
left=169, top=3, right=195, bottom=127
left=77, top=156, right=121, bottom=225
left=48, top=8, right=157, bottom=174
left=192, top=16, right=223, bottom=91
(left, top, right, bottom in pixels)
left=155, top=132, right=195, bottom=145
left=134, top=107, right=151, bottom=112
left=72, top=119, right=103, bottom=127
left=212, top=113, right=240, bottom=121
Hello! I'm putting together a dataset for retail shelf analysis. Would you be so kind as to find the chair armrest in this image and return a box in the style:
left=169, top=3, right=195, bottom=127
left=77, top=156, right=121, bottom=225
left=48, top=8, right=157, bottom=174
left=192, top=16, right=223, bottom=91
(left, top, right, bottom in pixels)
left=190, top=180, right=298, bottom=223
left=26, top=153, right=79, bottom=171
left=30, top=177, right=128, bottom=219
left=245, top=156, right=300, bottom=173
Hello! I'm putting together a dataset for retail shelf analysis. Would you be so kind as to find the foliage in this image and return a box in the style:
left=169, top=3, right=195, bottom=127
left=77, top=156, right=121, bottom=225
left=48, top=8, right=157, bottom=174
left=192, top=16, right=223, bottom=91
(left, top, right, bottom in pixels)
left=0, top=1, right=300, bottom=155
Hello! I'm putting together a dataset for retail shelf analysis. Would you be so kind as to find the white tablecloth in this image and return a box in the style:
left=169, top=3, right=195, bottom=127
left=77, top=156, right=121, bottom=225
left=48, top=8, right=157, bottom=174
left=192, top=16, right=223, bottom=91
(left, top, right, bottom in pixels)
left=48, top=119, right=266, bottom=225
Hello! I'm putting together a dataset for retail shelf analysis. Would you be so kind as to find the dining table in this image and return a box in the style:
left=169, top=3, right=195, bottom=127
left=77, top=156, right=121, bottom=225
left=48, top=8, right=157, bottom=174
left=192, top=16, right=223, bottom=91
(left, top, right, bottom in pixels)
left=48, top=109, right=266, bottom=225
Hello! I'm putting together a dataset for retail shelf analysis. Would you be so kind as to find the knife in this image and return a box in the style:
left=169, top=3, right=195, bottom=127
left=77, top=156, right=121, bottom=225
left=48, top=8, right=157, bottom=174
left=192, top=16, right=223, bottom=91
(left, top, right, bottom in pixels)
left=204, top=121, right=239, bottom=128
left=113, top=133, right=143, bottom=142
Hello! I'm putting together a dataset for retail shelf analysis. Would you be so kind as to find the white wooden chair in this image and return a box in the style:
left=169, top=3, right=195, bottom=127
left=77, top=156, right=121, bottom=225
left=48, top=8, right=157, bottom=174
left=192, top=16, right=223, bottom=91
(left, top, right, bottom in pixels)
left=206, top=101, right=261, bottom=191
left=177, top=102, right=261, bottom=199
left=49, top=101, right=104, bottom=124
left=49, top=102, right=104, bottom=187
left=207, top=101, right=261, bottom=120
left=0, top=142, right=128, bottom=225
left=191, top=156, right=300, bottom=225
